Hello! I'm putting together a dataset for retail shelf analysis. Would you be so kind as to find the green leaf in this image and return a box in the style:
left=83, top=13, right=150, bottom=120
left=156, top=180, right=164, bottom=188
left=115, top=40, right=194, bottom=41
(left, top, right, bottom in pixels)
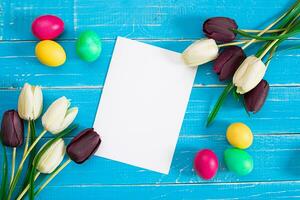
left=233, top=27, right=300, bottom=41
left=28, top=124, right=78, bottom=199
left=0, top=141, right=8, bottom=200
left=278, top=1, right=300, bottom=28
left=206, top=83, right=234, bottom=126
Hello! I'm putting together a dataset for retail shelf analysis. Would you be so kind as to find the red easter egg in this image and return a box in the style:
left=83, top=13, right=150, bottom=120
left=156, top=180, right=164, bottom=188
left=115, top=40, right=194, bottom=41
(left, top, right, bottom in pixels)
left=32, top=15, right=64, bottom=40
left=194, top=149, right=218, bottom=180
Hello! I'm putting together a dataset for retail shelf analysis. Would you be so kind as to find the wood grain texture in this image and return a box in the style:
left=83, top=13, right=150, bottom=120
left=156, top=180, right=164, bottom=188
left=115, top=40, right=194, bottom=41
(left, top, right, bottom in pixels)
left=1, top=0, right=300, bottom=199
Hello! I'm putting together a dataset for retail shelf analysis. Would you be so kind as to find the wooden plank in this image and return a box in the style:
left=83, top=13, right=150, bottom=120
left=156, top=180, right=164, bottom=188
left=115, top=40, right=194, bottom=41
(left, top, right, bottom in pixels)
left=0, top=87, right=300, bottom=136
left=0, top=40, right=300, bottom=88
left=33, top=181, right=300, bottom=199
left=0, top=0, right=297, bottom=40
left=2, top=134, right=300, bottom=186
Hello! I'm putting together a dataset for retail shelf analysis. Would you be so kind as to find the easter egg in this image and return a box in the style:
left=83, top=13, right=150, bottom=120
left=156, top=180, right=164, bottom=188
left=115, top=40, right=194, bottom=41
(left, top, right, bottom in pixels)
left=224, top=148, right=253, bottom=176
left=194, top=149, right=218, bottom=180
left=32, top=15, right=64, bottom=40
left=35, top=40, right=66, bottom=67
left=226, top=122, right=253, bottom=149
left=76, top=30, right=102, bottom=62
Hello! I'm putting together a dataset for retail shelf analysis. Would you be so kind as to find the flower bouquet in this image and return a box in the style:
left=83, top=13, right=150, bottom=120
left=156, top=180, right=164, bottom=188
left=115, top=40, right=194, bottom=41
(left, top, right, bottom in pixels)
left=0, top=83, right=101, bottom=200
left=182, top=0, right=300, bottom=126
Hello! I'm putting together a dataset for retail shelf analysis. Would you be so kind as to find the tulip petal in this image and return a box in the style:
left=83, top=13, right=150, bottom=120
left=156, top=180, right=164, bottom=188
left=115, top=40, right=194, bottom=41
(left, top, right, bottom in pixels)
left=67, top=128, right=101, bottom=164
left=182, top=38, right=219, bottom=67
left=36, top=139, right=65, bottom=174
left=233, top=56, right=266, bottom=94
left=42, top=96, right=70, bottom=134
left=51, top=107, right=78, bottom=134
left=32, top=86, right=43, bottom=120
left=18, top=83, right=34, bottom=120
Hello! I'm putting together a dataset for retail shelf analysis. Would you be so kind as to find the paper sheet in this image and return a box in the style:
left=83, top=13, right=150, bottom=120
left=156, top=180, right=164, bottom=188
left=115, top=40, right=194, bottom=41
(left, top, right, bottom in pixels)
left=94, top=37, right=197, bottom=174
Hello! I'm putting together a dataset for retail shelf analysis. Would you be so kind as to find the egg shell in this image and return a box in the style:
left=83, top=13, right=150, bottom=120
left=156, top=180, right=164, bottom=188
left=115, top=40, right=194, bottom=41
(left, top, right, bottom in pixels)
left=35, top=40, right=66, bottom=67
left=226, top=122, right=253, bottom=149
left=76, top=30, right=102, bottom=62
left=32, top=15, right=64, bottom=40
left=194, top=149, right=218, bottom=180
left=224, top=148, right=253, bottom=176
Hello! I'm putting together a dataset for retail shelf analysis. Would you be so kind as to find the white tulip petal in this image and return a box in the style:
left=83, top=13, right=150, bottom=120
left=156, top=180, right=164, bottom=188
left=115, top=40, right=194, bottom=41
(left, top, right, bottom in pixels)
left=42, top=96, right=70, bottom=133
left=182, top=38, right=219, bottom=67
left=51, top=107, right=78, bottom=134
left=18, top=83, right=34, bottom=120
left=233, top=56, right=266, bottom=94
left=36, top=139, right=65, bottom=174
left=32, top=86, right=43, bottom=120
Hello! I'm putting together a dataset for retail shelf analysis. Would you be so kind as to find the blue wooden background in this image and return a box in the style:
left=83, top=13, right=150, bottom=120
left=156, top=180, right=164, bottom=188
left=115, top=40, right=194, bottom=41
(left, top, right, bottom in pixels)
left=1, top=0, right=300, bottom=199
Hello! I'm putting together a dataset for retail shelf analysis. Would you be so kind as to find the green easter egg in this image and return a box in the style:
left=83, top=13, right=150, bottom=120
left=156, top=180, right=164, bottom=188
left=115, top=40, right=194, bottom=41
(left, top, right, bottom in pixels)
left=76, top=30, right=102, bottom=62
left=224, top=148, right=253, bottom=176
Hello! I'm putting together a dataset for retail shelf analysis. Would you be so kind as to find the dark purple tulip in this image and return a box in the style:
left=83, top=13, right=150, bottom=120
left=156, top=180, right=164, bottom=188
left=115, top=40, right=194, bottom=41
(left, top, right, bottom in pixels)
left=203, top=17, right=238, bottom=43
left=244, top=80, right=269, bottom=113
left=213, top=46, right=246, bottom=81
left=1, top=110, right=24, bottom=147
left=67, top=128, right=101, bottom=164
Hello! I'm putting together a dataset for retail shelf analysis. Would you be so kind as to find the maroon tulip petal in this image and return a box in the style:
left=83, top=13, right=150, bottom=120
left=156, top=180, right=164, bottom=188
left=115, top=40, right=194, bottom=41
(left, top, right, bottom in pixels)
left=213, top=46, right=246, bottom=81
left=67, top=128, right=101, bottom=164
left=1, top=110, right=24, bottom=147
left=244, top=80, right=269, bottom=113
left=203, top=17, right=238, bottom=43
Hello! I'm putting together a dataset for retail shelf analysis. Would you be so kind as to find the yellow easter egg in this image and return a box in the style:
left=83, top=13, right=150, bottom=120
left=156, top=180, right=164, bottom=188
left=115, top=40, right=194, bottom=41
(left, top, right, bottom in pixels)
left=35, top=40, right=66, bottom=67
left=226, top=122, right=253, bottom=149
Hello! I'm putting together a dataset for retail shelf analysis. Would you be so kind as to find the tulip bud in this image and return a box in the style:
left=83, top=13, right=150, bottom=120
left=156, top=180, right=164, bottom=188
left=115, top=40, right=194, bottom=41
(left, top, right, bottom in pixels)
left=213, top=46, right=246, bottom=81
left=67, top=128, right=101, bottom=164
left=182, top=38, right=219, bottom=67
left=36, top=138, right=66, bottom=174
left=244, top=80, right=269, bottom=113
left=1, top=110, right=24, bottom=147
left=42, top=96, right=78, bottom=134
left=203, top=17, right=238, bottom=43
left=233, top=56, right=267, bottom=94
left=18, top=83, right=43, bottom=120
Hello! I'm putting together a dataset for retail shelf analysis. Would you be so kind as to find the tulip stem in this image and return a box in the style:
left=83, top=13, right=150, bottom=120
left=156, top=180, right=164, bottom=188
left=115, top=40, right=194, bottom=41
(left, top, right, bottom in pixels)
left=258, top=12, right=300, bottom=60
left=23, top=120, right=31, bottom=156
left=16, top=172, right=40, bottom=200
left=241, top=29, right=285, bottom=33
left=35, top=159, right=72, bottom=197
left=9, top=148, right=16, bottom=187
left=218, top=40, right=263, bottom=48
left=7, top=129, right=47, bottom=200
left=241, top=0, right=300, bottom=50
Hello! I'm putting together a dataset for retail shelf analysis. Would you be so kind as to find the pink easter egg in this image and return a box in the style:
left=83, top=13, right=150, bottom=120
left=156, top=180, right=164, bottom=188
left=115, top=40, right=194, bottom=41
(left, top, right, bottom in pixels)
left=194, top=149, right=218, bottom=180
left=32, top=15, right=64, bottom=40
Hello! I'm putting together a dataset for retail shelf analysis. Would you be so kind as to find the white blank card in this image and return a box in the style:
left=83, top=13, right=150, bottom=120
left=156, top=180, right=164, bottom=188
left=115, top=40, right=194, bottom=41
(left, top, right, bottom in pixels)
left=94, top=37, right=197, bottom=174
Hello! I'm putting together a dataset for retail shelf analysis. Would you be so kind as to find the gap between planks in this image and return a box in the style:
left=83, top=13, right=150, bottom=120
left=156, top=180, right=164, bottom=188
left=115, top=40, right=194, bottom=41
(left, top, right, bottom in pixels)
left=22, top=179, right=300, bottom=188
left=2, top=84, right=300, bottom=91
left=1, top=38, right=300, bottom=43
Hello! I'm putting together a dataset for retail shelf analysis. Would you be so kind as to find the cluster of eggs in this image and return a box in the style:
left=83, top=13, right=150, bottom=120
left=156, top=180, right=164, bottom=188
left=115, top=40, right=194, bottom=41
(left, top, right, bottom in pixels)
left=194, top=122, right=254, bottom=180
left=32, top=15, right=102, bottom=67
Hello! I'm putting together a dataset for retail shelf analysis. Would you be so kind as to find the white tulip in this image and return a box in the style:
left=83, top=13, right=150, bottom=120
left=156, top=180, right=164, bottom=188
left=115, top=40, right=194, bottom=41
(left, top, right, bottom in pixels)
left=182, top=38, right=219, bottom=67
left=233, top=56, right=267, bottom=94
left=36, top=138, right=66, bottom=174
left=18, top=83, right=43, bottom=120
left=42, top=96, right=78, bottom=134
